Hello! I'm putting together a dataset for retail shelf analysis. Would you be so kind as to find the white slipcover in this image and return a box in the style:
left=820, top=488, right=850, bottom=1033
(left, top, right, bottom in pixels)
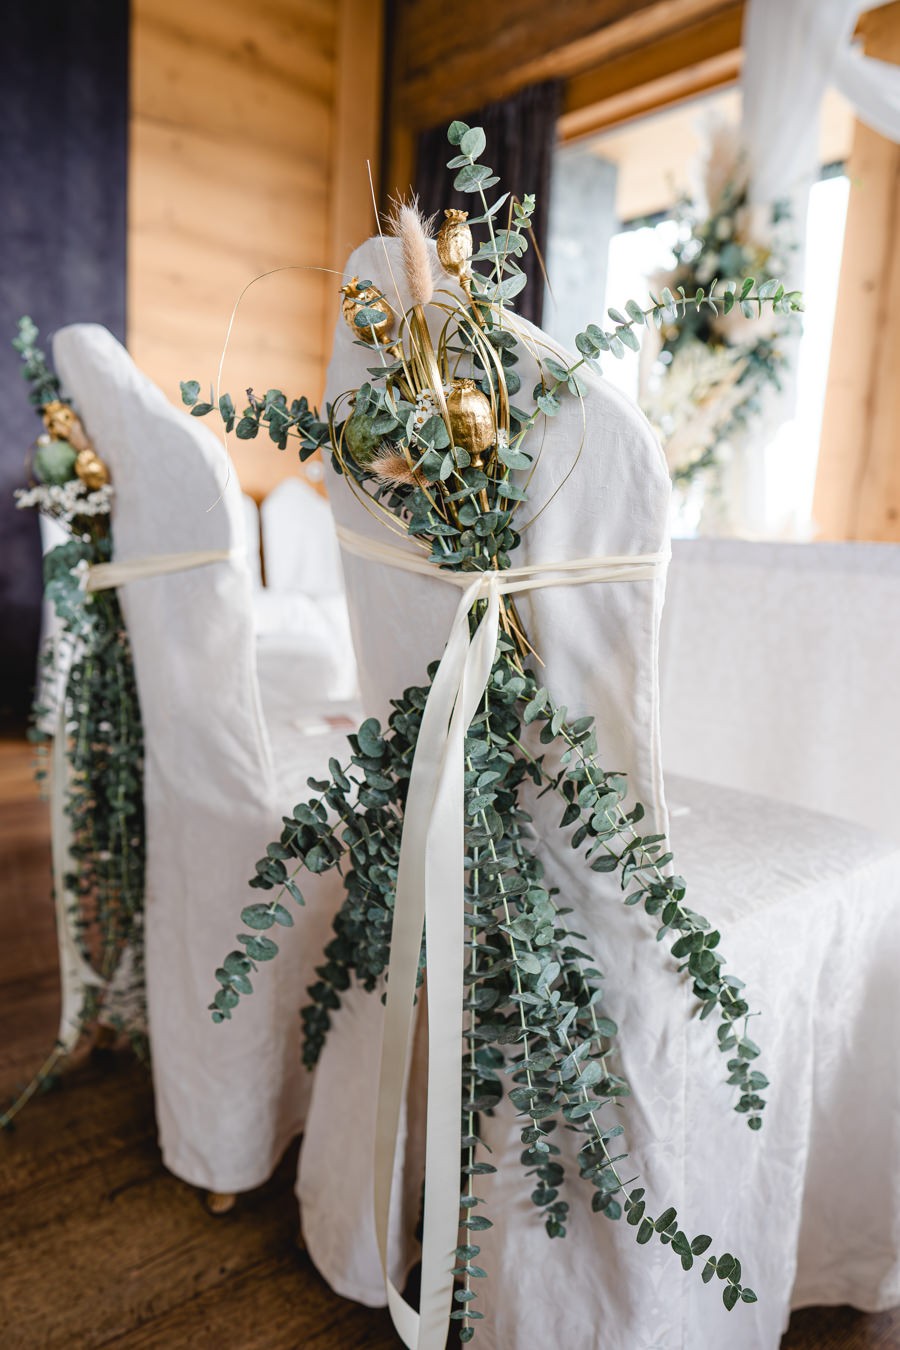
left=257, top=477, right=358, bottom=701
left=261, top=476, right=345, bottom=597
left=659, top=538, right=900, bottom=844
left=52, top=324, right=353, bottom=1193
left=241, top=491, right=263, bottom=589
left=294, top=239, right=900, bottom=1348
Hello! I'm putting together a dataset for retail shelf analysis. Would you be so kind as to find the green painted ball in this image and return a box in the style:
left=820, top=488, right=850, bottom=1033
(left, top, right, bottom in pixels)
left=34, top=439, right=78, bottom=485
left=344, top=410, right=381, bottom=465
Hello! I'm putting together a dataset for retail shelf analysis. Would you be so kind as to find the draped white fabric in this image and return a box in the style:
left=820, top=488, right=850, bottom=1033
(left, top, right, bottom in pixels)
left=742, top=0, right=900, bottom=207
left=295, top=239, right=900, bottom=1347
left=735, top=0, right=900, bottom=538
left=659, top=538, right=900, bottom=844
left=52, top=324, right=353, bottom=1193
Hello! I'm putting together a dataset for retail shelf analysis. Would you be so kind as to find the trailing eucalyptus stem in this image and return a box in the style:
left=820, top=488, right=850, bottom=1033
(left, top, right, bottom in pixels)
left=4, top=320, right=147, bottom=1129
left=187, top=121, right=800, bottom=1335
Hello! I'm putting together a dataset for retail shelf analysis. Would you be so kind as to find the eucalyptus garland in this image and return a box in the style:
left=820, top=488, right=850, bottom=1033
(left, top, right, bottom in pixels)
left=640, top=123, right=799, bottom=490
left=4, top=319, right=147, bottom=1127
left=187, top=123, right=800, bottom=1337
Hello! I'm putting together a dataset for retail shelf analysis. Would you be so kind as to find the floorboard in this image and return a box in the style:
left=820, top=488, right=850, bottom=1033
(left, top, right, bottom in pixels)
left=0, top=738, right=897, bottom=1348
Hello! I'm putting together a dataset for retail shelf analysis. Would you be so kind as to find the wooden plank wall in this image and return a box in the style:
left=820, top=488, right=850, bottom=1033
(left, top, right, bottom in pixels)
left=129, top=0, right=383, bottom=500
left=814, top=2, right=900, bottom=542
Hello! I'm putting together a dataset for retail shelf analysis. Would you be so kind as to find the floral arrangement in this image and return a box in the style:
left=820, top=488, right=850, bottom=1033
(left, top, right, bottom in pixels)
left=186, top=124, right=801, bottom=1340
left=640, top=122, right=800, bottom=492
left=4, top=319, right=146, bottom=1127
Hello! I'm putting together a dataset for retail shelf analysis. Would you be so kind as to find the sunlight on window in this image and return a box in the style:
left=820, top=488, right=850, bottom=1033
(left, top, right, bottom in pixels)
left=769, top=174, right=849, bottom=536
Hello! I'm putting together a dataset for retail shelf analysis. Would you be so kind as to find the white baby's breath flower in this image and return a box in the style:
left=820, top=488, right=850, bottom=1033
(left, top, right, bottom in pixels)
left=14, top=477, right=112, bottom=522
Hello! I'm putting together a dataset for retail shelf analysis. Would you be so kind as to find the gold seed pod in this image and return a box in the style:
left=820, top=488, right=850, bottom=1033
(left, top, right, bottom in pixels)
left=340, top=276, right=396, bottom=347
left=436, top=209, right=473, bottom=277
left=74, top=448, right=110, bottom=490
left=446, top=378, right=495, bottom=469
left=43, top=400, right=90, bottom=451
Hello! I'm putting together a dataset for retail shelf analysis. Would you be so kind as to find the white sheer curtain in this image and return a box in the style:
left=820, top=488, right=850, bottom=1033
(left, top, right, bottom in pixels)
left=739, top=0, right=900, bottom=536
left=743, top=0, right=900, bottom=203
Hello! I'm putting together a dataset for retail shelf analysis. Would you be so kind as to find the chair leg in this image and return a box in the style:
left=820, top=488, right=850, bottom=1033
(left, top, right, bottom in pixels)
left=205, top=1191, right=237, bottom=1216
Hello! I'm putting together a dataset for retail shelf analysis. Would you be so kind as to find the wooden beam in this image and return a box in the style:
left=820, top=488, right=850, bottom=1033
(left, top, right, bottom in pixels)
left=814, top=1, right=900, bottom=541
left=560, top=3, right=743, bottom=141
left=392, top=0, right=739, bottom=132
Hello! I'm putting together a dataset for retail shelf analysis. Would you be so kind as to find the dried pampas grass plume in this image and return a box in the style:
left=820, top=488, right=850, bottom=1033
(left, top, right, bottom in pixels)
left=371, top=448, right=424, bottom=488
left=389, top=199, right=436, bottom=308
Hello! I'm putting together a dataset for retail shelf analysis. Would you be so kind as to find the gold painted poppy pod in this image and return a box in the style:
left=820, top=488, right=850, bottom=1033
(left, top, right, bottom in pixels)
left=74, top=448, right=110, bottom=490
left=446, top=378, right=495, bottom=469
left=436, top=209, right=473, bottom=277
left=340, top=277, right=396, bottom=347
left=42, top=400, right=90, bottom=452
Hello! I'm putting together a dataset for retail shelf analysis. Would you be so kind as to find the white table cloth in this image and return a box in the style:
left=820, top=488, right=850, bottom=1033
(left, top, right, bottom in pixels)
left=660, top=538, right=900, bottom=843
left=294, top=238, right=900, bottom=1348
left=53, top=324, right=355, bottom=1193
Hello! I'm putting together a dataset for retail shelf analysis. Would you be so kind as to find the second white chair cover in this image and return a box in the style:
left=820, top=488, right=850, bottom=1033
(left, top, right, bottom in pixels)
left=53, top=324, right=352, bottom=1193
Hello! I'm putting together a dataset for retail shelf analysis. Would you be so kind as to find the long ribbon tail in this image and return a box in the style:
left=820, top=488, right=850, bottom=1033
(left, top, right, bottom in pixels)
left=375, top=578, right=501, bottom=1349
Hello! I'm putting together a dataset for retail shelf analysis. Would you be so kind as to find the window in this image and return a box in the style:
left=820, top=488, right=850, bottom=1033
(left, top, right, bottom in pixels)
left=544, top=85, right=855, bottom=536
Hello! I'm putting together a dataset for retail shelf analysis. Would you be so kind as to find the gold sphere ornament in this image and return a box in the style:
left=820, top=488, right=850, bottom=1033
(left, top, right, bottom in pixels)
left=446, top=378, right=495, bottom=469
left=436, top=209, right=473, bottom=278
left=42, top=400, right=90, bottom=451
left=74, top=448, right=110, bottom=490
left=340, top=277, right=396, bottom=347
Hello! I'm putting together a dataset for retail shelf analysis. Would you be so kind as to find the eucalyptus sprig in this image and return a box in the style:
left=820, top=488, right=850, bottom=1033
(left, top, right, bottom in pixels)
left=185, top=121, right=795, bottom=1337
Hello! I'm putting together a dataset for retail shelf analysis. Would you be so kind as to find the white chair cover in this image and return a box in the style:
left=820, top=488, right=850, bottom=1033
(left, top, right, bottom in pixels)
left=256, top=476, right=358, bottom=702
left=659, top=538, right=900, bottom=844
left=261, top=477, right=345, bottom=597
left=241, top=491, right=263, bottom=590
left=295, top=239, right=900, bottom=1347
left=52, top=324, right=352, bottom=1193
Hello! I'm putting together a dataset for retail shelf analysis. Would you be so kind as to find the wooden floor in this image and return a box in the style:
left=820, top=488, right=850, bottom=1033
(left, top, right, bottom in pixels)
left=0, top=738, right=897, bottom=1349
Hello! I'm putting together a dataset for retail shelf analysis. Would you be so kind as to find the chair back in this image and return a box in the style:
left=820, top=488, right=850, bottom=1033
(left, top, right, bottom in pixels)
left=260, top=476, right=345, bottom=597
left=323, top=237, right=672, bottom=818
left=242, top=492, right=263, bottom=590
left=53, top=324, right=276, bottom=813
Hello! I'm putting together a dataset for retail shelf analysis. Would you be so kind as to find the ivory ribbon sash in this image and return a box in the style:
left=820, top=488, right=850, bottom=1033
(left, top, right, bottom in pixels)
left=53, top=547, right=234, bottom=1051
left=337, top=524, right=669, bottom=1350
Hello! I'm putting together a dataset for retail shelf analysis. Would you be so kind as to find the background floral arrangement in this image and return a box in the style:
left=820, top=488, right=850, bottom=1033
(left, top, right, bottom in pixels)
left=186, top=123, right=801, bottom=1341
left=5, top=319, right=146, bottom=1127
left=639, top=121, right=800, bottom=493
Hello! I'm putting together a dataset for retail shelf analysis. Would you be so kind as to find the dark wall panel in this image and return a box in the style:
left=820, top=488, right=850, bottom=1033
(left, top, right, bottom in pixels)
left=0, top=0, right=128, bottom=728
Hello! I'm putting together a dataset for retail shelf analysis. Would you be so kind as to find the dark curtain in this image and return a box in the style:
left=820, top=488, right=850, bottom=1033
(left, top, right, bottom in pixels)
left=0, top=0, right=129, bottom=730
left=414, top=81, right=561, bottom=327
